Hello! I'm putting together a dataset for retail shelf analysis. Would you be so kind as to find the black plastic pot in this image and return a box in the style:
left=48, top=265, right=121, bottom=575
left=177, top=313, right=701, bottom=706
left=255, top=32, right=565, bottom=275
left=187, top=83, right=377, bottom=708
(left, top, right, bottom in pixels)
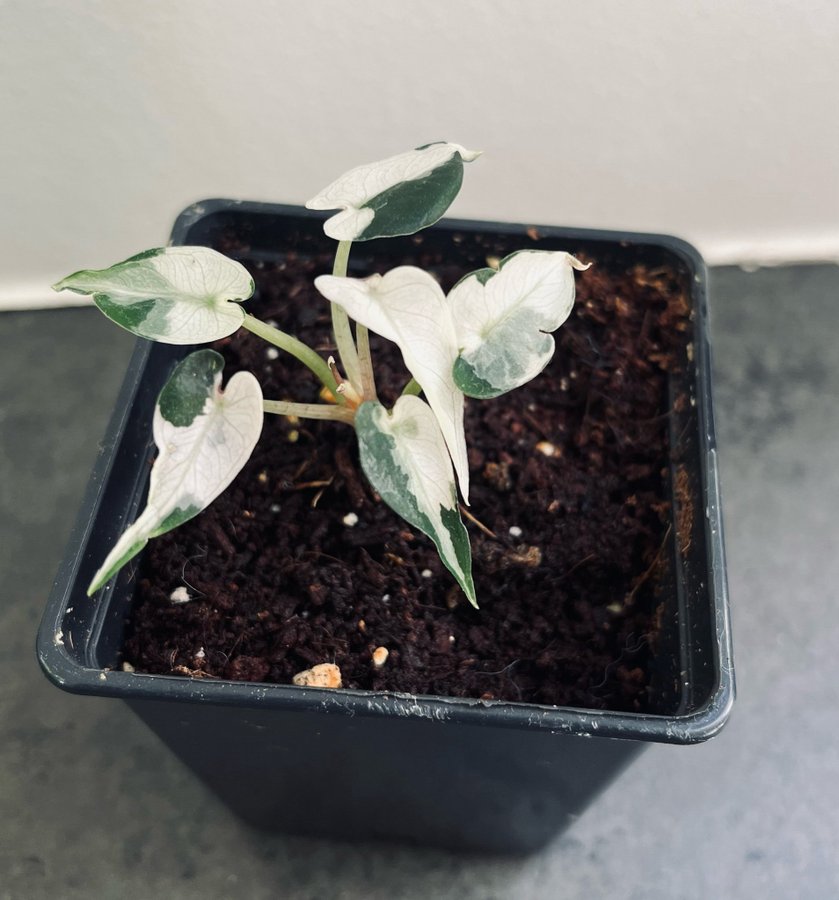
left=37, top=202, right=734, bottom=854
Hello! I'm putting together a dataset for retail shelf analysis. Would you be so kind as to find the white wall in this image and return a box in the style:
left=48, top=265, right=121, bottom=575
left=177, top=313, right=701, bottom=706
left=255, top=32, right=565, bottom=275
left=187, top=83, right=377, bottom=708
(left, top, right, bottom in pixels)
left=1, top=0, right=837, bottom=308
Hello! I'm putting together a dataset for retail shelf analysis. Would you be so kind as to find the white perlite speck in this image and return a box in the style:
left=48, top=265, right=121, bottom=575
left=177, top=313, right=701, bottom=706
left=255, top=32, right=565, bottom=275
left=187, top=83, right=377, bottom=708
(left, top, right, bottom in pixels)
left=508, top=526, right=523, bottom=538
left=266, top=347, right=280, bottom=360
left=342, top=512, right=359, bottom=527
left=421, top=569, right=432, bottom=578
left=195, top=647, right=206, bottom=660
left=169, top=586, right=191, bottom=604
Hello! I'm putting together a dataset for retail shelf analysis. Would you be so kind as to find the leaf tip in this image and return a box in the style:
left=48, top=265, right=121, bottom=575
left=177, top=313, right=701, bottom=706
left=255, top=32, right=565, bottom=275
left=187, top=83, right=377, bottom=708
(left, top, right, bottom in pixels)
left=461, top=577, right=479, bottom=609
left=458, top=146, right=482, bottom=162
left=86, top=574, right=104, bottom=597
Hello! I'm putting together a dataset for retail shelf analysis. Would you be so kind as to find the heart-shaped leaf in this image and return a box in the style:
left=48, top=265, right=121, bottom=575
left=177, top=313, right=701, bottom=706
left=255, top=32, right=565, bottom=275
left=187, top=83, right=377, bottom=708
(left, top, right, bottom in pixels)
left=450, top=251, right=590, bottom=399
left=355, top=397, right=476, bottom=607
left=53, top=247, right=254, bottom=345
left=305, top=143, right=481, bottom=242
left=87, top=349, right=263, bottom=594
left=315, top=267, right=469, bottom=502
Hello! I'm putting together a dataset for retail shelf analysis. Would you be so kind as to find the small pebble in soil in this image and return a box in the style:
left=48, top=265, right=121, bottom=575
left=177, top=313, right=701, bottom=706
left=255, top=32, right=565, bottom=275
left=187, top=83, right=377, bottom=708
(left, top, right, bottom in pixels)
left=292, top=662, right=342, bottom=689
left=195, top=647, right=206, bottom=660
left=122, top=661, right=135, bottom=673
left=421, top=569, right=432, bottom=578
left=270, top=504, right=281, bottom=513
left=169, top=586, right=191, bottom=604
left=508, top=525, right=523, bottom=538
left=371, top=647, right=389, bottom=669
left=535, top=441, right=557, bottom=457
left=510, top=545, right=542, bottom=567
left=342, top=512, right=359, bottom=527
left=257, top=471, right=268, bottom=484
left=265, top=347, right=280, bottom=360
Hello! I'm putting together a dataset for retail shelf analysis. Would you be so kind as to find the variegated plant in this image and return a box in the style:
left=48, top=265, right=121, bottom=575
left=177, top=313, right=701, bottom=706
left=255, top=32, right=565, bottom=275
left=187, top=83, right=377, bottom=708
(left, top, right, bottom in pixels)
left=55, top=142, right=589, bottom=607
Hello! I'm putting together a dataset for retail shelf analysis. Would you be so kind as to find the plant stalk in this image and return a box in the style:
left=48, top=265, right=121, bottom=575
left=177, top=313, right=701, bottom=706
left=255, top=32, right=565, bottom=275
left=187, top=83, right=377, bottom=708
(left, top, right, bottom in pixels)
left=330, top=240, right=363, bottom=392
left=356, top=324, right=377, bottom=400
left=242, top=314, right=343, bottom=404
left=401, top=377, right=423, bottom=397
left=263, top=399, right=355, bottom=424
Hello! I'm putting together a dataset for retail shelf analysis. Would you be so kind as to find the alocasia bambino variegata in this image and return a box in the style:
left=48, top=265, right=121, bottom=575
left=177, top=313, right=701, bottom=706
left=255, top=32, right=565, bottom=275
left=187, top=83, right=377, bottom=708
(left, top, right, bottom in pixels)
left=54, top=143, right=589, bottom=607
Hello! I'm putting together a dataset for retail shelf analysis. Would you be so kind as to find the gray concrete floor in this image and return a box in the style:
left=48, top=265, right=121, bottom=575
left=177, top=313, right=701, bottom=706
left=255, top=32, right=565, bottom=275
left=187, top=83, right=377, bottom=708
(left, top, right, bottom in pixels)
left=1, top=265, right=838, bottom=899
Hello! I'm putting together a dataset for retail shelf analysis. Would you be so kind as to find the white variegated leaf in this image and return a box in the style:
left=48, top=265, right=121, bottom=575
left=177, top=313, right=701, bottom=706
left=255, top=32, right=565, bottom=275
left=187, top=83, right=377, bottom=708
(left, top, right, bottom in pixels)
left=53, top=247, right=254, bottom=344
left=355, top=397, right=476, bottom=607
left=305, top=143, right=481, bottom=241
left=87, top=350, right=263, bottom=594
left=315, top=267, right=469, bottom=502
left=450, top=251, right=590, bottom=399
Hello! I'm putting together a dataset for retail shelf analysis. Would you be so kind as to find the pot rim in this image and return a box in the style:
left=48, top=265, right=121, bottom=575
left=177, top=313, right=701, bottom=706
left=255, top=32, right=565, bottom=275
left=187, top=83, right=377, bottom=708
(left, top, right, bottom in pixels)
left=37, top=200, right=734, bottom=746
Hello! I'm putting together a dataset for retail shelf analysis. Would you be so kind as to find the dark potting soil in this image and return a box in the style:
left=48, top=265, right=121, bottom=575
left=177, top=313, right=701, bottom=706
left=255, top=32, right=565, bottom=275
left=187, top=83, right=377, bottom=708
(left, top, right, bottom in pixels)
left=123, top=228, right=691, bottom=711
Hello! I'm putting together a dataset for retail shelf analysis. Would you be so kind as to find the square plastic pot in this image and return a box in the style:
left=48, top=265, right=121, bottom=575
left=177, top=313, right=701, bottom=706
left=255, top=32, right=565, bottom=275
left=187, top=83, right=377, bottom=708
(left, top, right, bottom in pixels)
left=37, top=202, right=734, bottom=854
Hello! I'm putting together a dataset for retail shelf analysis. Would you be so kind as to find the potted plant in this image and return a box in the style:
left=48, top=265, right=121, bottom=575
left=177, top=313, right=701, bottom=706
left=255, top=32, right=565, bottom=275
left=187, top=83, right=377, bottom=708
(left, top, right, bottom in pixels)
left=38, top=144, right=734, bottom=853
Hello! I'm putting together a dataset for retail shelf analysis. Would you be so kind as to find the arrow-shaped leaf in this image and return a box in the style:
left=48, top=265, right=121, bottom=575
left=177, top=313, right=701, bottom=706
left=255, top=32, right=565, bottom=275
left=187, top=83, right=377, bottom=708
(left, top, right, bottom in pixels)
left=355, top=396, right=476, bottom=607
left=53, top=247, right=254, bottom=345
left=450, top=251, right=590, bottom=399
left=305, top=142, right=481, bottom=242
left=87, top=349, right=263, bottom=594
left=315, top=267, right=470, bottom=502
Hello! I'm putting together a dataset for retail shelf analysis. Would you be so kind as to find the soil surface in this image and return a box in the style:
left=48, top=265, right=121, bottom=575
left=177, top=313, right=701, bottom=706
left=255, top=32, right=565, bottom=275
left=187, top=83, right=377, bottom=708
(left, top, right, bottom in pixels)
left=123, top=228, right=691, bottom=711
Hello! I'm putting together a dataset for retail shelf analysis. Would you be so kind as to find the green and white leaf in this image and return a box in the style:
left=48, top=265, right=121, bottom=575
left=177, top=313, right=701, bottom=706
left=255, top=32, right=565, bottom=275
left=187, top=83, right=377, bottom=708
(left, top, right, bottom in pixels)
left=450, top=251, right=590, bottom=399
left=53, top=247, right=254, bottom=345
left=87, top=350, right=263, bottom=595
left=315, top=267, right=470, bottom=502
left=355, top=397, right=476, bottom=607
left=305, top=142, right=481, bottom=242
